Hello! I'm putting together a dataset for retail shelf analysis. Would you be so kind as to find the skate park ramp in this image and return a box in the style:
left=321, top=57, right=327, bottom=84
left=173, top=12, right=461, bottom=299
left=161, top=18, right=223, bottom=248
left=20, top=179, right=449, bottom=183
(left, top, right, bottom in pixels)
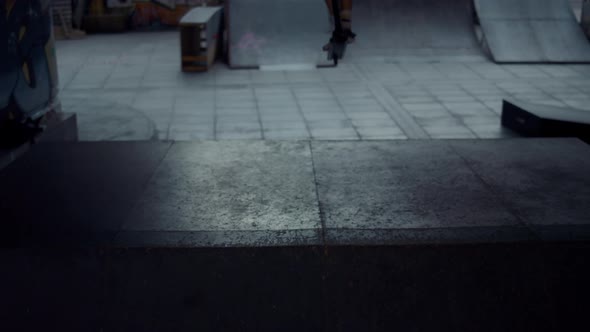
left=346, top=0, right=481, bottom=60
left=228, top=0, right=481, bottom=68
left=228, top=0, right=331, bottom=68
left=474, top=0, right=590, bottom=63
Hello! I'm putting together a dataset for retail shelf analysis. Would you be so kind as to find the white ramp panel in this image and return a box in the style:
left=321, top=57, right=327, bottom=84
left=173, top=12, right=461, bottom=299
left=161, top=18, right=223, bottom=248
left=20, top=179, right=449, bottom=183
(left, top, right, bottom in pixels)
left=228, top=0, right=331, bottom=68
left=475, top=0, right=590, bottom=63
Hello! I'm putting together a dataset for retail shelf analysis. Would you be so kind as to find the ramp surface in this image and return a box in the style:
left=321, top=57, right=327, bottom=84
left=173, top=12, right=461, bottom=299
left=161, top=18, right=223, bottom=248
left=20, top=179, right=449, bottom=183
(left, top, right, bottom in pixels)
left=347, top=0, right=480, bottom=60
left=475, top=0, right=590, bottom=63
left=228, top=0, right=331, bottom=68
left=228, top=0, right=480, bottom=67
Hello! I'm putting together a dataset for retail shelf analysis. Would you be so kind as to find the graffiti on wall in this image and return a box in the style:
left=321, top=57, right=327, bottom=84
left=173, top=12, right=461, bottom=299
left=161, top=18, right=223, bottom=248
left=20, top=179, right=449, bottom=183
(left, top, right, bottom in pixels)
left=100, top=0, right=219, bottom=28
left=131, top=1, right=186, bottom=27
left=0, top=0, right=58, bottom=124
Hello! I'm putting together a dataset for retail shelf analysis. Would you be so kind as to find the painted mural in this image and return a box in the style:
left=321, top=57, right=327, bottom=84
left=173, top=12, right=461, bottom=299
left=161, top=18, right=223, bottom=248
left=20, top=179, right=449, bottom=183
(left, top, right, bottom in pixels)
left=131, top=1, right=190, bottom=28
left=0, top=0, right=58, bottom=129
left=89, top=0, right=220, bottom=28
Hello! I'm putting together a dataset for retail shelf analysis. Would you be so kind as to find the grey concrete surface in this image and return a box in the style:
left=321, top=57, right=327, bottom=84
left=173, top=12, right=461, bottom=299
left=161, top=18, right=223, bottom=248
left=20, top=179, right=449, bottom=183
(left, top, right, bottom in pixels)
left=120, top=141, right=321, bottom=246
left=449, top=138, right=590, bottom=240
left=2, top=139, right=589, bottom=247
left=55, top=32, right=590, bottom=142
left=312, top=140, right=534, bottom=245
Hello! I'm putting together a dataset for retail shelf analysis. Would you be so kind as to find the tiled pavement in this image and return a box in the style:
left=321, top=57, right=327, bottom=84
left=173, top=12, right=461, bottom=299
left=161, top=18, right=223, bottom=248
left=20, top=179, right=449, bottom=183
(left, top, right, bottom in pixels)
left=56, top=32, right=590, bottom=141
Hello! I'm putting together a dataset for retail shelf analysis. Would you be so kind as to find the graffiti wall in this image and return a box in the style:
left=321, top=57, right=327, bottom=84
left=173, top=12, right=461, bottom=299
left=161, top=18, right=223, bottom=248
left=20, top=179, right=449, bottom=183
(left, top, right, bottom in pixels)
left=1, top=0, right=59, bottom=128
left=91, top=0, right=221, bottom=28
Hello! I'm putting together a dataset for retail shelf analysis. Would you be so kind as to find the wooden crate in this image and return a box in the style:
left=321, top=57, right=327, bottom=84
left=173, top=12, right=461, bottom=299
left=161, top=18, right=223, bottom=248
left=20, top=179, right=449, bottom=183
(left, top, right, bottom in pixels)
left=179, top=6, right=223, bottom=72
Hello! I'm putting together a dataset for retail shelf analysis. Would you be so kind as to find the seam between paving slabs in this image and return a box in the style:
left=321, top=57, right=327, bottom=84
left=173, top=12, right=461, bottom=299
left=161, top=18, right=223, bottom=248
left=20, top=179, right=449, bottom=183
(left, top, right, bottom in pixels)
left=366, top=82, right=430, bottom=139
left=309, top=141, right=328, bottom=247
left=446, top=141, right=540, bottom=241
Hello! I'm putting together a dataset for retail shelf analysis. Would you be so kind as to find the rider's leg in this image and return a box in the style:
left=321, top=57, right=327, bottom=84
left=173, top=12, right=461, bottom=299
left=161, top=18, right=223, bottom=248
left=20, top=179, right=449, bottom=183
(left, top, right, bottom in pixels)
left=325, top=0, right=334, bottom=29
left=325, top=0, right=334, bottom=13
left=340, top=0, right=355, bottom=41
left=340, top=0, right=352, bottom=31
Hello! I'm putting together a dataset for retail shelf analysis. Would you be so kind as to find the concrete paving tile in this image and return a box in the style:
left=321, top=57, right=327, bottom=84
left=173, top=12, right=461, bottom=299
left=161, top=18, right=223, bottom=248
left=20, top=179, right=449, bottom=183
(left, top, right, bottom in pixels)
left=263, top=128, right=311, bottom=140
left=250, top=71, right=287, bottom=84
left=502, top=65, right=551, bottom=79
left=303, top=112, right=349, bottom=121
left=436, top=95, right=478, bottom=103
left=443, top=102, right=491, bottom=111
left=449, top=139, right=590, bottom=240
left=216, top=131, right=263, bottom=140
left=562, top=99, right=590, bottom=111
left=342, top=104, right=385, bottom=113
left=308, top=119, right=354, bottom=130
left=510, top=93, right=553, bottom=102
left=170, top=116, right=215, bottom=126
left=468, top=67, right=515, bottom=80
left=467, top=124, right=516, bottom=139
left=260, top=112, right=303, bottom=121
left=216, top=101, right=258, bottom=109
left=410, top=110, right=453, bottom=121
left=526, top=99, right=567, bottom=108
left=461, top=85, right=503, bottom=95
left=175, top=93, right=215, bottom=103
left=333, top=91, right=374, bottom=100
left=215, top=90, right=254, bottom=100
left=169, top=122, right=214, bottom=131
left=258, top=104, right=300, bottom=112
left=215, top=110, right=259, bottom=119
left=460, top=115, right=500, bottom=126
left=473, top=94, right=512, bottom=102
left=550, top=92, right=590, bottom=100
left=168, top=129, right=215, bottom=141
left=312, top=141, right=526, bottom=243
left=346, top=111, right=392, bottom=120
left=262, top=121, right=308, bottom=130
left=98, top=92, right=137, bottom=105
left=388, top=90, right=431, bottom=98
left=357, top=127, right=406, bottom=139
left=395, top=96, right=437, bottom=104
left=300, top=105, right=344, bottom=113
left=311, top=131, right=359, bottom=140
left=257, top=102, right=299, bottom=111
left=416, top=116, right=463, bottom=127
left=122, top=141, right=320, bottom=232
left=434, top=63, right=481, bottom=78
left=133, top=98, right=174, bottom=111
left=351, top=119, right=398, bottom=128
left=174, top=108, right=215, bottom=117
left=298, top=100, right=340, bottom=109
left=402, top=103, right=446, bottom=112
left=537, top=65, right=580, bottom=78
left=293, top=89, right=333, bottom=98
left=215, top=118, right=261, bottom=130
left=423, top=125, right=476, bottom=139
left=104, top=77, right=143, bottom=89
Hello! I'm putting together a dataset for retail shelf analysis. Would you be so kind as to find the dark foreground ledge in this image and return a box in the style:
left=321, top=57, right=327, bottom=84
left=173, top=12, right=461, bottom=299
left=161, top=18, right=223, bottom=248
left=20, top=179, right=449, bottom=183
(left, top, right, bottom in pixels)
left=2, top=243, right=590, bottom=331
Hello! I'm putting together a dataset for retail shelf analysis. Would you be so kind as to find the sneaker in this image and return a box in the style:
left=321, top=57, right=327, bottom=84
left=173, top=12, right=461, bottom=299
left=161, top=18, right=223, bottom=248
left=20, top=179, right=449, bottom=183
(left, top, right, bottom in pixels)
left=345, top=29, right=356, bottom=43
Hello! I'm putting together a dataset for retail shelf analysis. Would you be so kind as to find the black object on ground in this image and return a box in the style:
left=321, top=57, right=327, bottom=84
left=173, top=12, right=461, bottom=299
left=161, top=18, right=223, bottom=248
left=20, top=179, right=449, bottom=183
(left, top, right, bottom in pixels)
left=502, top=99, right=590, bottom=143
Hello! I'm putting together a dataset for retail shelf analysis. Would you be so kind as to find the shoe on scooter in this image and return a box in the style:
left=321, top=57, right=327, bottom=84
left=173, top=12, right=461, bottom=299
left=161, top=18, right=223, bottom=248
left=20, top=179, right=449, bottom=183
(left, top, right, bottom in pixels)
left=345, top=30, right=356, bottom=43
